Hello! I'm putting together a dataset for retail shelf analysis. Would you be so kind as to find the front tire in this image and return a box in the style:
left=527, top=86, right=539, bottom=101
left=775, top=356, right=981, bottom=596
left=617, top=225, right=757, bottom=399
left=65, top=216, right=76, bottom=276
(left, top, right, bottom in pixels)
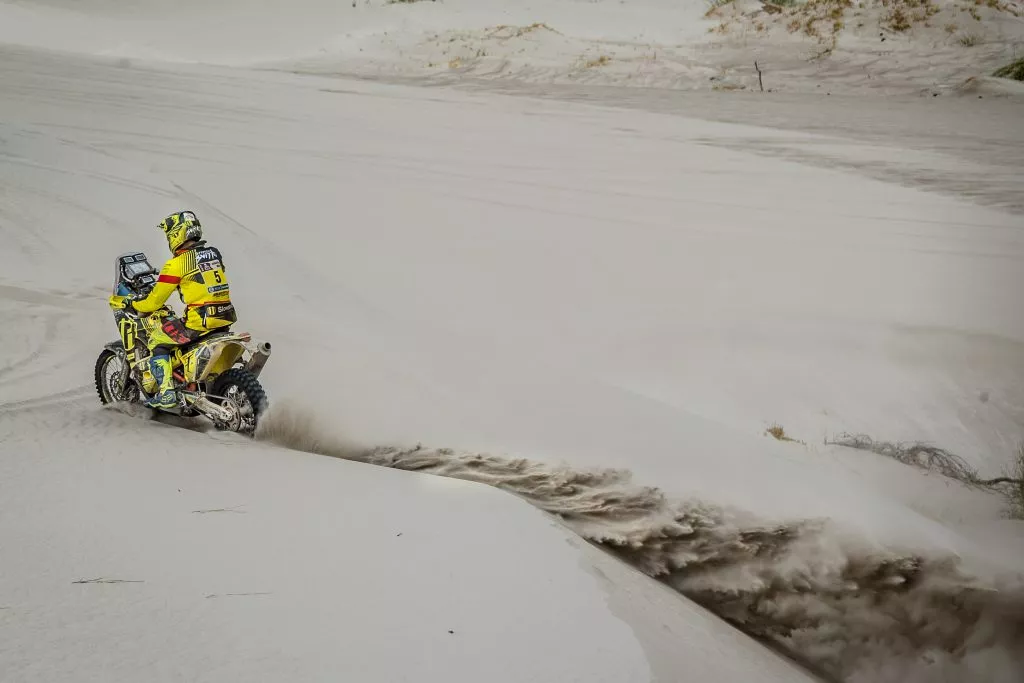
left=94, top=349, right=140, bottom=405
left=210, top=368, right=267, bottom=435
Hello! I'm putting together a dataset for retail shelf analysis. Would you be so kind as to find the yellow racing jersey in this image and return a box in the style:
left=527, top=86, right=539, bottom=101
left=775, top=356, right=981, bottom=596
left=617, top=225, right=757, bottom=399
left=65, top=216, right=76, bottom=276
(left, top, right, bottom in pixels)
left=133, top=242, right=237, bottom=332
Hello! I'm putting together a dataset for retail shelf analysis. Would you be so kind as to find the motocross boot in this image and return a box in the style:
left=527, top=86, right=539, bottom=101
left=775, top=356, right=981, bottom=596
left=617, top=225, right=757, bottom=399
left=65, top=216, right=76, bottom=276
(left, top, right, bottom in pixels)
left=145, top=354, right=178, bottom=409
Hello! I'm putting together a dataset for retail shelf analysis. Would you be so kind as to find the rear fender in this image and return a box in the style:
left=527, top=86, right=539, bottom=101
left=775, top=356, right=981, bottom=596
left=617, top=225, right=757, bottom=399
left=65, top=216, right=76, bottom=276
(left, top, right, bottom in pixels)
left=182, top=337, right=248, bottom=383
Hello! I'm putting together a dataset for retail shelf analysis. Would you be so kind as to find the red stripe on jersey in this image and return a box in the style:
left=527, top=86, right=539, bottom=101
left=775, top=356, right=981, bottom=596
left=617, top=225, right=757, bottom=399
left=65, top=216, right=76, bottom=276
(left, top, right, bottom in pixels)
left=158, top=274, right=181, bottom=284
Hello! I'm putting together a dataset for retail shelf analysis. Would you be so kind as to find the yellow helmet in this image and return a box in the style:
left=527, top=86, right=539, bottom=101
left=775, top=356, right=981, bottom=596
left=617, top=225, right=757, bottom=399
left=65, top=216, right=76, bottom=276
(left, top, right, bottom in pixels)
left=158, top=210, right=203, bottom=254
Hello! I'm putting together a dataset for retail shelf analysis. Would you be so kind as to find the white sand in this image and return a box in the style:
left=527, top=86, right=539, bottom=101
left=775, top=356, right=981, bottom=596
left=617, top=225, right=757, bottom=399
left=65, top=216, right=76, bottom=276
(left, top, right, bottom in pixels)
left=1, top=1, right=1023, bottom=681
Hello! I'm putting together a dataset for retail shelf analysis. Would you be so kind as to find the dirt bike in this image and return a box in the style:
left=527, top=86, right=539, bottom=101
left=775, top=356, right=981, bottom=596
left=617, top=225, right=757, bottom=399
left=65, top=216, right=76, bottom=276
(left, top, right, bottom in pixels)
left=94, top=251, right=272, bottom=434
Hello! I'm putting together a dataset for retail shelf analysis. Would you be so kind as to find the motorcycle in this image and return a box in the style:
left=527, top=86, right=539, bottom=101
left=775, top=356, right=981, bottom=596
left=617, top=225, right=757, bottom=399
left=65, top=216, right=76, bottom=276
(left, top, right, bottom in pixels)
left=94, top=251, right=272, bottom=434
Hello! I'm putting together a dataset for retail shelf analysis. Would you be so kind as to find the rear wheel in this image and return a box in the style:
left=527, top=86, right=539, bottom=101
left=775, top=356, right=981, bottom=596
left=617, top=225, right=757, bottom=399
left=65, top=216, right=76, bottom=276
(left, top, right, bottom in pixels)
left=94, top=349, right=140, bottom=405
left=210, top=368, right=267, bottom=435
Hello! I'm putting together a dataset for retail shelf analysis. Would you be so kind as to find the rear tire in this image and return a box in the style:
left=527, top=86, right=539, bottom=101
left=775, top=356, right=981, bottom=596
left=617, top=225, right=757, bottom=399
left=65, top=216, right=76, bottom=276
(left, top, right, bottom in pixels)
left=94, top=349, right=140, bottom=405
left=211, top=368, right=267, bottom=435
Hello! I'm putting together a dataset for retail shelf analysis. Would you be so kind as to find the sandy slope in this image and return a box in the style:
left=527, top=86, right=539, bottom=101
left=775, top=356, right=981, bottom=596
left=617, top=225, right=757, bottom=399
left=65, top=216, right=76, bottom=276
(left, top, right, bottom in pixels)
left=2, top=403, right=821, bottom=682
left=1, top=1, right=1023, bottom=679
left=4, top=41, right=1019, bottom=485
left=1, top=0, right=1023, bottom=94
left=0, top=41, right=821, bottom=683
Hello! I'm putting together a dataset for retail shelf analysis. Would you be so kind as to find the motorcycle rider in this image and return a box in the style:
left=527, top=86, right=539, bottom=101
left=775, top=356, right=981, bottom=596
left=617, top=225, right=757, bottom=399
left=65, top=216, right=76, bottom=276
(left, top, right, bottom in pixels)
left=127, top=210, right=237, bottom=409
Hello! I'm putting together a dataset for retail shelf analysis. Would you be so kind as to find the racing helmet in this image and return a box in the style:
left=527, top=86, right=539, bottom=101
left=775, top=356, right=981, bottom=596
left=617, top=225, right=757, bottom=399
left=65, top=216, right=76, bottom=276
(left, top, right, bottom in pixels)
left=159, top=210, right=203, bottom=254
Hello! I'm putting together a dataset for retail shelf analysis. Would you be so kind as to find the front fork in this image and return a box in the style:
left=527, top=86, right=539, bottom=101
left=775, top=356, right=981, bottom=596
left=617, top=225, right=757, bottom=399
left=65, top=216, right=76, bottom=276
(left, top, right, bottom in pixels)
left=105, top=344, right=135, bottom=399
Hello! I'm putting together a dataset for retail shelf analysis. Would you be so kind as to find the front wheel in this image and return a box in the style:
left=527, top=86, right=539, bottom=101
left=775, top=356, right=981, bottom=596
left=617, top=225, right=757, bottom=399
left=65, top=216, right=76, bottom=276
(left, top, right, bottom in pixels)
left=210, top=368, right=267, bottom=435
left=94, top=348, right=140, bottom=405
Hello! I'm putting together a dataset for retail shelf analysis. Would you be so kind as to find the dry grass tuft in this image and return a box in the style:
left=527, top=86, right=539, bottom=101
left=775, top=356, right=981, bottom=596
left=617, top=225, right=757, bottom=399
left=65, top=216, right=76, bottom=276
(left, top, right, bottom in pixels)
left=993, top=57, right=1024, bottom=80
left=706, top=0, right=738, bottom=17
left=829, top=434, right=1024, bottom=518
left=1007, top=444, right=1024, bottom=518
left=766, top=423, right=805, bottom=444
left=828, top=434, right=977, bottom=480
left=887, top=6, right=912, bottom=30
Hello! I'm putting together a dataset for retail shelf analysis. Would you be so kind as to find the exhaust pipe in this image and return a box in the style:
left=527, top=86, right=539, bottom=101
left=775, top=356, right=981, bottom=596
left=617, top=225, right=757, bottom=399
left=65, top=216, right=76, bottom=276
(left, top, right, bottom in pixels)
left=245, top=341, right=272, bottom=378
